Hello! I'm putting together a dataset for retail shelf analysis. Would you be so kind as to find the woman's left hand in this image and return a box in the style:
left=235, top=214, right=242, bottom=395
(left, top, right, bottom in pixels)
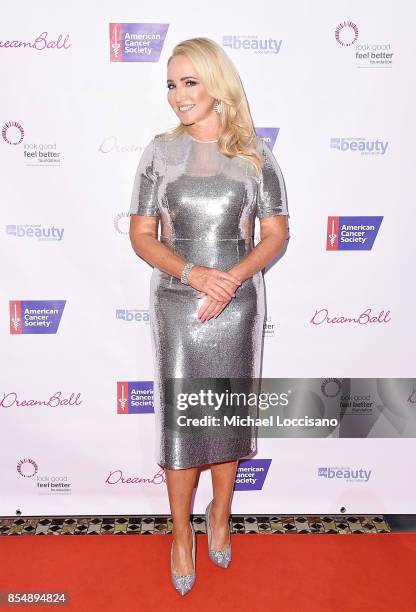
left=196, top=293, right=229, bottom=322
left=196, top=277, right=242, bottom=321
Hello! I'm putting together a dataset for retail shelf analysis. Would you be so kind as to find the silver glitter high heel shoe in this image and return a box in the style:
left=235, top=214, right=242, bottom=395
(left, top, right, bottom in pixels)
left=205, top=500, right=232, bottom=568
left=170, top=520, right=196, bottom=596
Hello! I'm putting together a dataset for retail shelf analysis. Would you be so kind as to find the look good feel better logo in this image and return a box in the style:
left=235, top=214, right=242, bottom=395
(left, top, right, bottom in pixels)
left=334, top=20, right=394, bottom=68
left=2, top=121, right=62, bottom=167
left=109, top=23, right=169, bottom=62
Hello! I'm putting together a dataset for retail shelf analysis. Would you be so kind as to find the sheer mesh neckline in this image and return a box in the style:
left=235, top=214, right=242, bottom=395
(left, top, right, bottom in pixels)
left=183, top=131, right=218, bottom=143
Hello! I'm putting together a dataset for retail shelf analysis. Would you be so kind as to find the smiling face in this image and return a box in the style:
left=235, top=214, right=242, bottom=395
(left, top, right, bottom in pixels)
left=167, top=54, right=218, bottom=129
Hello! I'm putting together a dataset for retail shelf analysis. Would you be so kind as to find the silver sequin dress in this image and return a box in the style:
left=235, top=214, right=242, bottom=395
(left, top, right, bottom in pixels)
left=129, top=130, right=289, bottom=470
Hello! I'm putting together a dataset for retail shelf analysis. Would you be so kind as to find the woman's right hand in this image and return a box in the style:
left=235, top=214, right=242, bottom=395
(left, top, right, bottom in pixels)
left=187, top=265, right=242, bottom=301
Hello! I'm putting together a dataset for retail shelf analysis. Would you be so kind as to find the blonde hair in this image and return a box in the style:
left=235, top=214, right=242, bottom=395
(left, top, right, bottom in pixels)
left=155, top=37, right=263, bottom=174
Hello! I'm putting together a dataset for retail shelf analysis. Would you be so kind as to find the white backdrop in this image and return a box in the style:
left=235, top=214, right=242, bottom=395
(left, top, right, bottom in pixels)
left=1, top=0, right=415, bottom=516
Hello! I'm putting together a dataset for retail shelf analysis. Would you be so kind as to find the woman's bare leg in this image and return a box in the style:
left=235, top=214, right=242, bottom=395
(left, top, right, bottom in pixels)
left=209, top=460, right=238, bottom=549
left=165, top=466, right=199, bottom=573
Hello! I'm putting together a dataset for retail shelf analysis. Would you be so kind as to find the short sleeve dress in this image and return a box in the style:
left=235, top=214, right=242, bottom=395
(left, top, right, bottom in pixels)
left=129, top=131, right=289, bottom=470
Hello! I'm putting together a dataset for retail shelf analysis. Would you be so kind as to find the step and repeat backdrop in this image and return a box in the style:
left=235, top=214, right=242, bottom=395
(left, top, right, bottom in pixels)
left=1, top=1, right=415, bottom=516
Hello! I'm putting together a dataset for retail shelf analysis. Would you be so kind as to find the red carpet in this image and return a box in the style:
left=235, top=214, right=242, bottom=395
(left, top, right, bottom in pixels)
left=1, top=533, right=416, bottom=611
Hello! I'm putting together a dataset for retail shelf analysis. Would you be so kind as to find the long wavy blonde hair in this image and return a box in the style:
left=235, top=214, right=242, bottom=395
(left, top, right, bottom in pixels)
left=155, top=37, right=263, bottom=174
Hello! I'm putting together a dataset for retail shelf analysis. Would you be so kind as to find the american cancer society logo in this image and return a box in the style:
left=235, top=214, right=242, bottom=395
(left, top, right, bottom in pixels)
left=234, top=459, right=272, bottom=491
left=326, top=216, right=383, bottom=250
left=255, top=127, right=280, bottom=151
left=109, top=23, right=169, bottom=62
left=10, top=300, right=65, bottom=334
left=117, top=381, right=154, bottom=414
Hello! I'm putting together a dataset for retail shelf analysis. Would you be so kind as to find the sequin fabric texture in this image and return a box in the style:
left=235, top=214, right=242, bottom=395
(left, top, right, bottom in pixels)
left=129, top=131, right=289, bottom=469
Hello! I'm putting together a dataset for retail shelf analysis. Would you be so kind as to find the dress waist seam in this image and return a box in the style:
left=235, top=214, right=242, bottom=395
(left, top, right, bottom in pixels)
left=160, top=237, right=251, bottom=242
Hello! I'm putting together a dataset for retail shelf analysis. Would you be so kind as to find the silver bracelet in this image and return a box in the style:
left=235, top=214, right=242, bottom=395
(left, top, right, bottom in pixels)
left=180, top=262, right=195, bottom=285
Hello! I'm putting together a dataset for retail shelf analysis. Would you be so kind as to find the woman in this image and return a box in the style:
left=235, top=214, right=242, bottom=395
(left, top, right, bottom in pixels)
left=129, top=37, right=289, bottom=595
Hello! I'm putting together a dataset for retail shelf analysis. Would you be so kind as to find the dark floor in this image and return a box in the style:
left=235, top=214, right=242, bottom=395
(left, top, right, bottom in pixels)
left=384, top=515, right=416, bottom=532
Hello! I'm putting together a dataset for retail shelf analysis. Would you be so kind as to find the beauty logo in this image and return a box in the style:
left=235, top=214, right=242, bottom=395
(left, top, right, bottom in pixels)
left=9, top=300, right=66, bottom=334
left=222, top=35, right=282, bottom=54
left=109, top=23, right=169, bottom=62
left=6, top=224, right=64, bottom=241
left=326, top=216, right=383, bottom=250
left=318, top=466, right=372, bottom=482
left=234, top=459, right=272, bottom=491
left=330, top=137, right=388, bottom=155
left=117, top=381, right=154, bottom=414
left=116, top=309, right=150, bottom=324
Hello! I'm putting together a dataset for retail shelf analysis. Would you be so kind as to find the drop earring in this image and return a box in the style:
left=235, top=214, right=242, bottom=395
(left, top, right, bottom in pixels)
left=214, top=99, right=222, bottom=113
